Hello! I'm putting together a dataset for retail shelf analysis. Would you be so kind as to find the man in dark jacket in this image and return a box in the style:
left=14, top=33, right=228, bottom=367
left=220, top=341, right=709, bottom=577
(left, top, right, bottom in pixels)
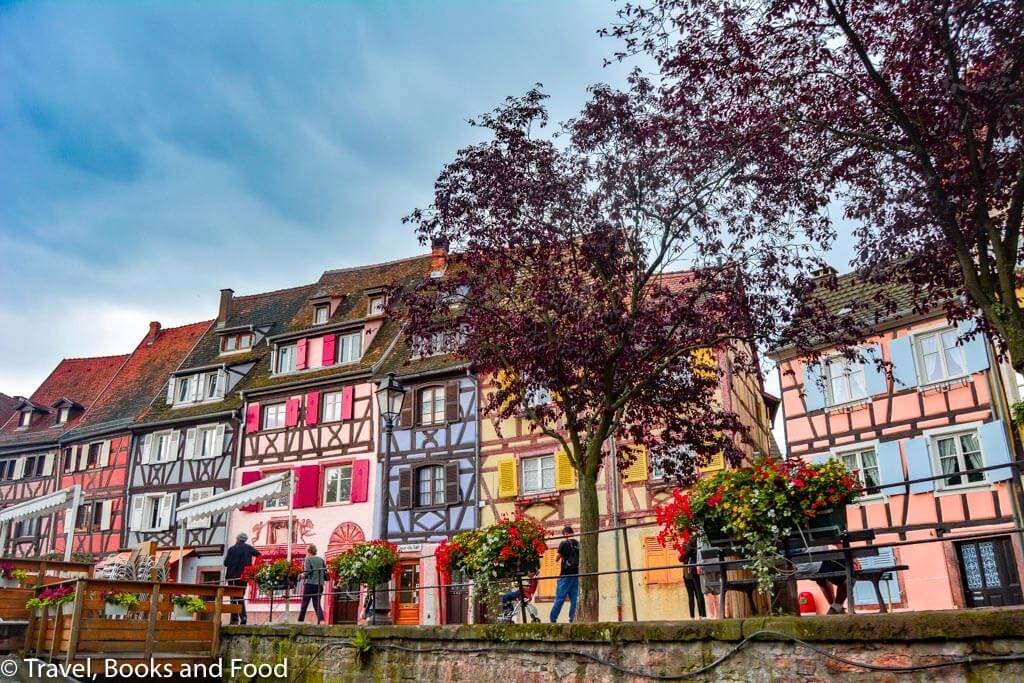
left=549, top=526, right=579, bottom=623
left=224, top=532, right=260, bottom=624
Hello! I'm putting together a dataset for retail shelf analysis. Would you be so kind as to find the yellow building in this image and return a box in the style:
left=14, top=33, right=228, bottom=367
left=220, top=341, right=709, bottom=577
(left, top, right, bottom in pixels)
left=478, top=344, right=778, bottom=622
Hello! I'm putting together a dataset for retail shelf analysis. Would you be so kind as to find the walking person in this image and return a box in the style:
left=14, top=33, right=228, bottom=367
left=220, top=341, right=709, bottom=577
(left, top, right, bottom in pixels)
left=679, top=536, right=707, bottom=619
left=298, top=544, right=327, bottom=624
left=224, top=532, right=260, bottom=625
left=549, top=526, right=580, bottom=623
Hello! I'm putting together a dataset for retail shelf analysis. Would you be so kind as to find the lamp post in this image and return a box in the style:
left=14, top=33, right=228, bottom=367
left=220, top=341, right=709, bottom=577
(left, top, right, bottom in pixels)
left=373, top=372, right=405, bottom=625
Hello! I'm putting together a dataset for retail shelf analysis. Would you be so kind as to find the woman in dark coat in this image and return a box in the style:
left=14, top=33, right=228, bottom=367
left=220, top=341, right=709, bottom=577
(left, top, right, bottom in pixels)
left=680, top=536, right=707, bottom=619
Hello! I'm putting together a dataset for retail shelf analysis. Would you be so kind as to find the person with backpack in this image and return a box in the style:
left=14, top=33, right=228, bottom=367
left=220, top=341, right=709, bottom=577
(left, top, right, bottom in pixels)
left=549, top=525, right=579, bottom=623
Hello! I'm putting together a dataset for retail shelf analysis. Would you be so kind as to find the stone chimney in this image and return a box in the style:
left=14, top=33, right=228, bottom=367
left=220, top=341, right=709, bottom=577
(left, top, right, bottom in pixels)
left=146, top=321, right=162, bottom=346
left=430, top=236, right=449, bottom=276
left=218, top=288, right=234, bottom=328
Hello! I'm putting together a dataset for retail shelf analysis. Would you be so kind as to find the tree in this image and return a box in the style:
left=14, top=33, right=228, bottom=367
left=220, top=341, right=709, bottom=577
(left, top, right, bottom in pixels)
left=609, top=0, right=1024, bottom=369
left=404, top=79, right=833, bottom=621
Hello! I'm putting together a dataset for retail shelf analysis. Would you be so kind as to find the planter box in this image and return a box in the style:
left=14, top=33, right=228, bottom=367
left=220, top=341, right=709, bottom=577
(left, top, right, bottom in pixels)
left=60, top=602, right=73, bottom=616
left=104, top=603, right=130, bottom=619
left=172, top=604, right=192, bottom=620
left=0, top=577, right=18, bottom=589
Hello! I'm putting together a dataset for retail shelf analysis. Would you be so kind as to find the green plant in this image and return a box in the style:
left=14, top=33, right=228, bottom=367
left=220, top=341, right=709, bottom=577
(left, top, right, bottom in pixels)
left=327, top=541, right=400, bottom=587
left=11, top=569, right=28, bottom=581
left=24, top=585, right=75, bottom=610
left=170, top=594, right=206, bottom=614
left=350, top=629, right=372, bottom=654
left=1012, top=400, right=1024, bottom=426
left=101, top=591, right=140, bottom=609
left=241, top=559, right=303, bottom=592
left=436, top=514, right=547, bottom=581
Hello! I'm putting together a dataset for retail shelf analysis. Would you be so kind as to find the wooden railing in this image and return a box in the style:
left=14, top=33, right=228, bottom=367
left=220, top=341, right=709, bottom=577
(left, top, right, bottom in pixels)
left=23, top=579, right=244, bottom=668
left=0, top=557, right=94, bottom=586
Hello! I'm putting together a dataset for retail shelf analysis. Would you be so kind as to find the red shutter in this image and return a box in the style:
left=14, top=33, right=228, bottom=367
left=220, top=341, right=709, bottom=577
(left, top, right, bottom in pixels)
left=245, top=402, right=261, bottom=433
left=322, top=334, right=336, bottom=366
left=293, top=464, right=321, bottom=509
left=305, top=391, right=320, bottom=426
left=240, top=470, right=262, bottom=512
left=341, top=386, right=354, bottom=421
left=351, top=459, right=370, bottom=503
left=296, top=338, right=308, bottom=370
left=285, top=398, right=300, bottom=428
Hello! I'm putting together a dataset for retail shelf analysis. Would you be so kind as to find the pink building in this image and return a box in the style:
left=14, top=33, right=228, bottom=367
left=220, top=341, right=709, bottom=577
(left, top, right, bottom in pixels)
left=770, top=273, right=1023, bottom=613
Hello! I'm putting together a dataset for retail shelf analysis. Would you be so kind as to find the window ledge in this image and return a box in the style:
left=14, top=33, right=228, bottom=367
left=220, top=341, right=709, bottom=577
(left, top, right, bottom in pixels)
left=918, top=376, right=971, bottom=393
left=516, top=491, right=560, bottom=506
left=933, top=482, right=993, bottom=497
left=824, top=397, right=872, bottom=414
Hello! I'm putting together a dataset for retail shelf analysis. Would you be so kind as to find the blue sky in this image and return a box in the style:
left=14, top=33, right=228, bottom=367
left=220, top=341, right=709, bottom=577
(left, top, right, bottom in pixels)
left=0, top=0, right=642, bottom=395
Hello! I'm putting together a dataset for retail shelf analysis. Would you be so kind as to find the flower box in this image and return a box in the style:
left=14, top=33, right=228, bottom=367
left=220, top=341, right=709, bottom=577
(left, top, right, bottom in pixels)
left=172, top=605, right=192, bottom=620
left=105, top=603, right=129, bottom=619
left=0, top=577, right=17, bottom=589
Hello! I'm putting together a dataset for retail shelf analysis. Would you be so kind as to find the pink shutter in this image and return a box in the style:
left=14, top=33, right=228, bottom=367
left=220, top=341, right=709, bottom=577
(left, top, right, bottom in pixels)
left=341, top=386, right=354, bottom=421
left=285, top=398, right=300, bottom=428
left=296, top=338, right=308, bottom=370
left=293, top=464, right=321, bottom=509
left=245, top=402, right=261, bottom=433
left=322, top=334, right=336, bottom=366
left=350, top=459, right=370, bottom=503
left=305, top=391, right=320, bottom=426
left=239, top=470, right=262, bottom=512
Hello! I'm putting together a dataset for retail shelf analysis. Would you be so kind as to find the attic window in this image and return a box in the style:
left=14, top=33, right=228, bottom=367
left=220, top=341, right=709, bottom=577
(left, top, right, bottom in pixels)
left=19, top=412, right=31, bottom=428
left=368, top=295, right=386, bottom=317
left=314, top=305, right=330, bottom=325
left=57, top=407, right=70, bottom=424
left=221, top=333, right=253, bottom=353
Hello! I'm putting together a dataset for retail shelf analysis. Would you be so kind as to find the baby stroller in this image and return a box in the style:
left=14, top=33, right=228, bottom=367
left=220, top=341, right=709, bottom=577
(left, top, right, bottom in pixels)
left=497, top=595, right=541, bottom=624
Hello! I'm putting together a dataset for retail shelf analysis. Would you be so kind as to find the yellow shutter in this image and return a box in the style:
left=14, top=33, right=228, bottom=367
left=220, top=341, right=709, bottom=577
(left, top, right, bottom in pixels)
left=700, top=451, right=725, bottom=473
left=692, top=347, right=717, bottom=381
left=554, top=450, right=576, bottom=490
left=622, top=445, right=649, bottom=483
left=643, top=536, right=682, bottom=585
left=536, top=548, right=560, bottom=599
left=497, top=457, right=518, bottom=498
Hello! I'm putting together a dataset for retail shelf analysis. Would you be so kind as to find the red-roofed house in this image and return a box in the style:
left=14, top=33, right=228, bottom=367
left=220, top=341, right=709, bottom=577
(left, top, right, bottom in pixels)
left=53, top=320, right=210, bottom=560
left=0, top=355, right=129, bottom=557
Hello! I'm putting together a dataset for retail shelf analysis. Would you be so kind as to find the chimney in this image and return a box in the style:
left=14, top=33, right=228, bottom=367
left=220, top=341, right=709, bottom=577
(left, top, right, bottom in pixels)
left=430, top=236, right=449, bottom=276
left=218, top=288, right=234, bottom=328
left=146, top=321, right=162, bottom=345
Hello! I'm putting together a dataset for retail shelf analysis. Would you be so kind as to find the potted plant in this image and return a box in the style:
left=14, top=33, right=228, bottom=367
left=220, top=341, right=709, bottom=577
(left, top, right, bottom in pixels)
left=328, top=540, right=401, bottom=588
left=0, top=563, right=22, bottom=589
left=25, top=595, right=48, bottom=617
left=657, top=456, right=862, bottom=594
left=101, top=591, right=140, bottom=619
left=436, top=514, right=547, bottom=582
left=25, top=585, right=76, bottom=616
left=242, top=559, right=303, bottom=593
left=170, top=594, right=206, bottom=620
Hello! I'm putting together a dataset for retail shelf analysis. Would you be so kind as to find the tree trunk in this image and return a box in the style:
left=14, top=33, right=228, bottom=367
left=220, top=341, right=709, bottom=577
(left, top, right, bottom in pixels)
left=576, top=465, right=601, bottom=622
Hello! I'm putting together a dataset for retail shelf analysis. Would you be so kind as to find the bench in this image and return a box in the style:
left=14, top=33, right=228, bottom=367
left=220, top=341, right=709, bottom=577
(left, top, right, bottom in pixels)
left=699, top=529, right=909, bottom=616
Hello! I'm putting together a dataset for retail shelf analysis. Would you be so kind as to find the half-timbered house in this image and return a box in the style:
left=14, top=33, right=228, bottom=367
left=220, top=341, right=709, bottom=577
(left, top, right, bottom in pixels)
left=54, top=320, right=210, bottom=561
left=229, top=255, right=435, bottom=624
left=128, top=285, right=313, bottom=584
left=0, top=355, right=128, bottom=557
left=769, top=271, right=1023, bottom=613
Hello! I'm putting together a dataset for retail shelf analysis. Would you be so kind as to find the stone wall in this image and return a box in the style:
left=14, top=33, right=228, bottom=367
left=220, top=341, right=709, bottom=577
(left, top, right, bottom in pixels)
left=221, top=608, right=1024, bottom=682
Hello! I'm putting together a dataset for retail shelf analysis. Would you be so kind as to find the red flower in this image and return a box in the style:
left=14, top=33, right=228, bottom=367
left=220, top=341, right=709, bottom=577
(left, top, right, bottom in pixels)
left=793, top=478, right=805, bottom=489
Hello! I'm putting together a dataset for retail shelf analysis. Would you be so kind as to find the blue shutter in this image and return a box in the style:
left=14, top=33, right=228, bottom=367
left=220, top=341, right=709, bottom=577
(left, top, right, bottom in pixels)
left=888, top=337, right=918, bottom=389
left=979, top=419, right=1013, bottom=482
left=853, top=548, right=901, bottom=605
left=875, top=441, right=905, bottom=497
left=862, top=344, right=887, bottom=397
left=904, top=437, right=935, bottom=493
left=958, top=320, right=990, bottom=374
left=802, top=363, right=826, bottom=412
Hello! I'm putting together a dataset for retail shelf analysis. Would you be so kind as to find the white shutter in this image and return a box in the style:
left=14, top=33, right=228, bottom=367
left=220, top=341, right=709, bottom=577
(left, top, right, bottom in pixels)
left=141, top=434, right=153, bottom=464
left=190, top=376, right=202, bottom=402
left=188, top=488, right=213, bottom=529
left=184, top=428, right=198, bottom=459
left=12, top=457, right=25, bottom=480
left=158, top=493, right=176, bottom=531
left=168, top=431, right=181, bottom=461
left=213, top=424, right=226, bottom=458
left=216, top=369, right=227, bottom=398
left=43, top=452, right=55, bottom=476
left=100, top=500, right=113, bottom=531
left=99, top=440, right=111, bottom=467
left=167, top=376, right=176, bottom=404
left=129, top=496, right=145, bottom=531
left=76, top=446, right=87, bottom=471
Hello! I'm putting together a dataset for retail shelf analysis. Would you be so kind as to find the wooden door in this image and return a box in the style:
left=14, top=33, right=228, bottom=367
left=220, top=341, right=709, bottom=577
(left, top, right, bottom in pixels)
left=445, top=572, right=470, bottom=625
left=331, top=584, right=360, bottom=624
left=394, top=561, right=420, bottom=625
left=957, top=537, right=1024, bottom=607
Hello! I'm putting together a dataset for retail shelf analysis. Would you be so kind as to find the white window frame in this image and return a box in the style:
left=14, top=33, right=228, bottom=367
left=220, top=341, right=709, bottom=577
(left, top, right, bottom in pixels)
left=521, top=454, right=555, bottom=495
left=337, top=332, right=362, bottom=364
left=314, top=305, right=330, bottom=325
left=368, top=295, right=385, bottom=316
left=57, top=407, right=70, bottom=424
left=144, top=494, right=163, bottom=532
left=263, top=404, right=286, bottom=431
left=322, top=391, right=342, bottom=422
left=823, top=353, right=869, bottom=406
left=418, top=386, right=445, bottom=426
left=833, top=443, right=883, bottom=498
left=912, top=325, right=968, bottom=386
left=416, top=464, right=445, bottom=507
left=18, top=411, right=31, bottom=428
left=928, top=424, right=986, bottom=491
left=204, top=371, right=220, bottom=400
left=195, top=425, right=222, bottom=459
left=323, top=464, right=353, bottom=505
left=263, top=477, right=290, bottom=510
left=176, top=376, right=194, bottom=403
left=277, top=344, right=297, bottom=374
left=152, top=429, right=178, bottom=463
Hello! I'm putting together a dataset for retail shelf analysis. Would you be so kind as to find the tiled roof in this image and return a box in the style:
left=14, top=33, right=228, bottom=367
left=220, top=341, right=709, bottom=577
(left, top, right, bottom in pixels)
left=72, top=320, right=212, bottom=434
left=0, top=393, right=18, bottom=429
left=0, top=354, right=129, bottom=447
left=376, top=333, right=467, bottom=380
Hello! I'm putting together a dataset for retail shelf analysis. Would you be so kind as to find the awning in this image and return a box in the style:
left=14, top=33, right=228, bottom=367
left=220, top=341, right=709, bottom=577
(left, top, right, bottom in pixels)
left=157, top=548, right=194, bottom=565
left=0, top=485, right=80, bottom=524
left=175, top=472, right=290, bottom=522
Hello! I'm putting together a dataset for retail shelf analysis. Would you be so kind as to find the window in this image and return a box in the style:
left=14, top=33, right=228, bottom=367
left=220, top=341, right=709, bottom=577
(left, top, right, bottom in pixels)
left=839, top=448, right=882, bottom=493
left=57, top=407, right=70, bottom=424
left=368, top=295, right=385, bottom=316
left=934, top=431, right=985, bottom=487
left=521, top=455, right=555, bottom=494
left=196, top=427, right=220, bottom=459
left=277, top=344, right=297, bottom=373
left=148, top=497, right=162, bottom=530
left=314, top=305, right=330, bottom=325
left=186, top=487, right=214, bottom=529
left=337, top=332, right=361, bottom=364
left=0, top=459, right=14, bottom=481
left=87, top=442, right=101, bottom=468
left=153, top=431, right=176, bottom=463
left=268, top=519, right=299, bottom=544
left=324, top=464, right=353, bottom=504
left=19, top=411, right=31, bottom=428
left=322, top=392, right=341, bottom=422
left=264, top=474, right=290, bottom=509
left=62, top=448, right=73, bottom=471
left=221, top=333, right=253, bottom=353
left=204, top=372, right=221, bottom=399
left=76, top=502, right=100, bottom=531
left=416, top=465, right=445, bottom=507
left=525, top=386, right=552, bottom=409
left=176, top=376, right=193, bottom=403
left=263, top=404, right=286, bottom=430
left=917, top=328, right=967, bottom=384
left=12, top=518, right=39, bottom=539
left=418, top=387, right=445, bottom=426
left=824, top=356, right=868, bottom=405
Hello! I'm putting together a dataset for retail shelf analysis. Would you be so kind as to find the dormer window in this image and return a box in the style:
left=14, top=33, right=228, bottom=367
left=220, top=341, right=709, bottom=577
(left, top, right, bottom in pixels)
left=221, top=332, right=253, bottom=354
left=205, top=372, right=221, bottom=399
left=368, top=295, right=385, bottom=317
left=277, top=344, right=297, bottom=373
left=314, top=305, right=330, bottom=325
left=19, top=411, right=32, bottom=428
left=57, top=407, right=70, bottom=424
left=337, top=332, right=362, bottom=364
left=177, top=377, right=194, bottom=403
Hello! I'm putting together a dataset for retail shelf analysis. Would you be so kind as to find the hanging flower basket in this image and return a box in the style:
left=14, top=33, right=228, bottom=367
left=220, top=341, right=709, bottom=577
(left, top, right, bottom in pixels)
left=436, top=514, right=547, bottom=582
left=328, top=541, right=400, bottom=588
left=241, top=559, right=303, bottom=593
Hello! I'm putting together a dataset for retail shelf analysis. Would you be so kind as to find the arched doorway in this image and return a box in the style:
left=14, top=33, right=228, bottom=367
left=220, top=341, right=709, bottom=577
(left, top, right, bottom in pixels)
left=326, top=522, right=365, bottom=624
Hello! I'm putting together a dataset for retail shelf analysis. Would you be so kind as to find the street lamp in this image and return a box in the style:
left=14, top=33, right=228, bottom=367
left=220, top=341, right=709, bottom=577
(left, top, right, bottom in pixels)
left=373, top=372, right=405, bottom=625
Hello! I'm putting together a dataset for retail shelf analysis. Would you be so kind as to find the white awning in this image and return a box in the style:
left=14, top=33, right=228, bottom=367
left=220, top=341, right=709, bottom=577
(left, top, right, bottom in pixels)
left=175, top=472, right=290, bottom=522
left=0, top=485, right=80, bottom=524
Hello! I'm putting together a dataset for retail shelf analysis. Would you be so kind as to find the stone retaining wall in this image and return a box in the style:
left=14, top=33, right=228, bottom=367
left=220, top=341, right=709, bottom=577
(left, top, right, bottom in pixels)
left=221, top=608, right=1024, bottom=682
